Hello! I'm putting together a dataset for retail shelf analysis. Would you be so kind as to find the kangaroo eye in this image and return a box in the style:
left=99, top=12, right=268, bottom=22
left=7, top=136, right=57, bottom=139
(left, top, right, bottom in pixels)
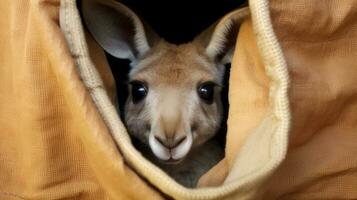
left=130, top=81, right=148, bottom=104
left=197, top=82, right=216, bottom=104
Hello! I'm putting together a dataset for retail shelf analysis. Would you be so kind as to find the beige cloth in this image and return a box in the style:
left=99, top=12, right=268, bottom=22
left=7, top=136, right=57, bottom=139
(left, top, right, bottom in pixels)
left=263, top=1, right=357, bottom=199
left=0, top=0, right=355, bottom=199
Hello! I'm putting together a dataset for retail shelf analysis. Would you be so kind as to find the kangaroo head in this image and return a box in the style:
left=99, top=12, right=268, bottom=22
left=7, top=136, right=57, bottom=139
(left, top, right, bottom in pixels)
left=82, top=0, right=242, bottom=163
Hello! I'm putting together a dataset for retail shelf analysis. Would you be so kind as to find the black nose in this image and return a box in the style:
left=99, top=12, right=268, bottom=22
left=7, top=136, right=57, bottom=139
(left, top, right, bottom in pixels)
left=154, top=135, right=187, bottom=149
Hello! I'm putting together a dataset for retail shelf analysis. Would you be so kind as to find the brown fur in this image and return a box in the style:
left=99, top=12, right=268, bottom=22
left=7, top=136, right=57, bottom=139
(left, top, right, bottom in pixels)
left=125, top=40, right=223, bottom=147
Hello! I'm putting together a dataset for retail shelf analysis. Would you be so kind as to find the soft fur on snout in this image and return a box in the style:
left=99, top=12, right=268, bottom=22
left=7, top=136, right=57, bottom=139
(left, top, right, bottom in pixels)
left=124, top=42, right=224, bottom=162
left=82, top=0, right=243, bottom=187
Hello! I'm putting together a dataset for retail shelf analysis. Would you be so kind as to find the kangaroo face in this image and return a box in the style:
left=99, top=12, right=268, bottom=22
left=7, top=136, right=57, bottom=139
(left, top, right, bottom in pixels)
left=82, top=0, right=242, bottom=163
left=125, top=42, right=224, bottom=161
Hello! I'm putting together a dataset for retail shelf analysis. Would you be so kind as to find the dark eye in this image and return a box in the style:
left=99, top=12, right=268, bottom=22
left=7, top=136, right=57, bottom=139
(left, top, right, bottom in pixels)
left=197, top=82, right=216, bottom=104
left=130, top=81, right=148, bottom=104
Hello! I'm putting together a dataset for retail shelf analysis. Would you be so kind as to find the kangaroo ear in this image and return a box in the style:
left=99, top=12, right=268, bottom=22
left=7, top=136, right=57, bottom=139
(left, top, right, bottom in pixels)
left=194, top=9, right=246, bottom=64
left=82, top=0, right=159, bottom=63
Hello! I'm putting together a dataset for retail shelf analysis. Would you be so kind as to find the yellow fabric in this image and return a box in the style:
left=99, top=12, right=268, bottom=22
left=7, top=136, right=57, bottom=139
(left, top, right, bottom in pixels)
left=198, top=18, right=271, bottom=188
left=202, top=1, right=357, bottom=199
left=263, top=1, right=357, bottom=199
left=2, top=0, right=355, bottom=199
left=0, top=0, right=288, bottom=198
left=0, top=0, right=162, bottom=199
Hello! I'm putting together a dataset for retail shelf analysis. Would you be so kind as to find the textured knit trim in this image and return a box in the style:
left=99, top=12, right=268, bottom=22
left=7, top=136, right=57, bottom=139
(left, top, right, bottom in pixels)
left=59, top=0, right=290, bottom=199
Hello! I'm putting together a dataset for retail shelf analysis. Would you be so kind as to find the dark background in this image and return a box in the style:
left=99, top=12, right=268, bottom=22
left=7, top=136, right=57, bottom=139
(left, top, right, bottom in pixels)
left=118, top=0, right=247, bottom=44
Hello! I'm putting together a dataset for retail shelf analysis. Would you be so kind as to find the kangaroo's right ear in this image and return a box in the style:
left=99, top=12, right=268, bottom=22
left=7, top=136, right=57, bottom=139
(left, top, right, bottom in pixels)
left=194, top=8, right=247, bottom=65
left=82, top=0, right=160, bottom=63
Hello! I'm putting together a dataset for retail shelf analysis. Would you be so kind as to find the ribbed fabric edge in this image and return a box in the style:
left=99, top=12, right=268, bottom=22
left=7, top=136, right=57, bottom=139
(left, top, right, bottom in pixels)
left=59, top=0, right=289, bottom=199
left=249, top=0, right=290, bottom=171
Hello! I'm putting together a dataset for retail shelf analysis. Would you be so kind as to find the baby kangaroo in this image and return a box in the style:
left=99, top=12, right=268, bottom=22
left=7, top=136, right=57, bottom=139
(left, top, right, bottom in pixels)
left=82, top=0, right=242, bottom=187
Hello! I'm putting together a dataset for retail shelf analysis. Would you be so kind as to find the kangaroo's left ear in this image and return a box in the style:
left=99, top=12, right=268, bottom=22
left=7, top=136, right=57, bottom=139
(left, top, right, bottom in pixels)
left=194, top=9, right=247, bottom=64
left=81, top=0, right=160, bottom=64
